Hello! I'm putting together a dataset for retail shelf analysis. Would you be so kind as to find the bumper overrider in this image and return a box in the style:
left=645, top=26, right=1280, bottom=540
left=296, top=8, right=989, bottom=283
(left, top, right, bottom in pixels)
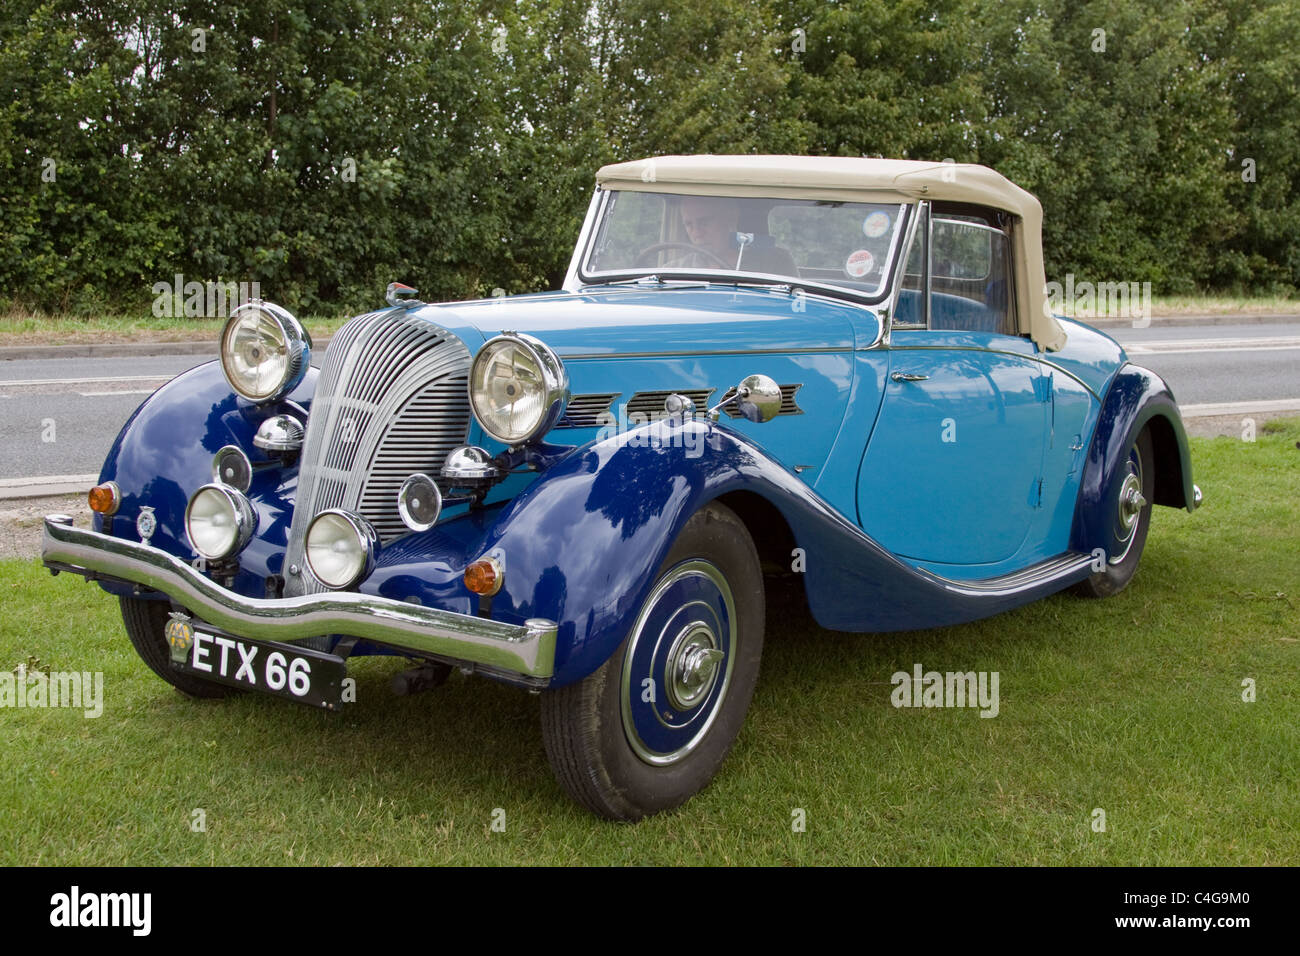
left=41, top=515, right=558, bottom=688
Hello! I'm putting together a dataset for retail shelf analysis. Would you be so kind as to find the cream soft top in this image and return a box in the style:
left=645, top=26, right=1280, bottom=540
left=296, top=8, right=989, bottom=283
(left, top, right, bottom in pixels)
left=596, top=155, right=1063, bottom=351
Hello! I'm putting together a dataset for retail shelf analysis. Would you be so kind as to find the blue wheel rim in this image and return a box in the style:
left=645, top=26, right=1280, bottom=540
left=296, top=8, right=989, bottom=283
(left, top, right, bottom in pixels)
left=620, top=559, right=736, bottom=766
left=1109, top=442, right=1145, bottom=564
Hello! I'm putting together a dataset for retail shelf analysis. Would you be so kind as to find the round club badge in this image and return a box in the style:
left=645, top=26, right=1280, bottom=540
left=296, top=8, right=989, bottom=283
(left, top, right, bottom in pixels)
left=845, top=249, right=875, bottom=278
left=862, top=211, right=891, bottom=238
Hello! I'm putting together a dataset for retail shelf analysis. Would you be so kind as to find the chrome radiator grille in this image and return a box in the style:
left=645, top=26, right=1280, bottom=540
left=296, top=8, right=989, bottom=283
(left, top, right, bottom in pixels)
left=284, top=309, right=472, bottom=599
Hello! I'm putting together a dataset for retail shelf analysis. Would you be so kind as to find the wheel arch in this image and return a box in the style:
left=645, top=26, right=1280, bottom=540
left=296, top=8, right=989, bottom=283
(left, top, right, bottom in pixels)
left=1071, top=363, right=1197, bottom=556
left=471, top=422, right=818, bottom=687
left=712, top=488, right=810, bottom=621
left=90, top=360, right=316, bottom=598
left=713, top=489, right=798, bottom=573
left=1144, top=410, right=1193, bottom=509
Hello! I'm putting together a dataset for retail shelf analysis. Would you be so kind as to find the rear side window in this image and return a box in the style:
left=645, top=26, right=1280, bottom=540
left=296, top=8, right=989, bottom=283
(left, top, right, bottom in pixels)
left=930, top=210, right=1016, bottom=336
left=895, top=204, right=1018, bottom=336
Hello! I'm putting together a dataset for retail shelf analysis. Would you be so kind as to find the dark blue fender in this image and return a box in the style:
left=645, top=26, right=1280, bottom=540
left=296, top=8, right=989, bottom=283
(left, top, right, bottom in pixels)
left=427, top=419, right=1102, bottom=688
left=1070, top=363, right=1197, bottom=558
left=93, top=361, right=316, bottom=600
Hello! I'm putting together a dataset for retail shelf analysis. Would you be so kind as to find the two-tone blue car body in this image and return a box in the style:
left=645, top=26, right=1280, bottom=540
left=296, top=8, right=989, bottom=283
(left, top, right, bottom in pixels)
left=42, top=156, right=1200, bottom=820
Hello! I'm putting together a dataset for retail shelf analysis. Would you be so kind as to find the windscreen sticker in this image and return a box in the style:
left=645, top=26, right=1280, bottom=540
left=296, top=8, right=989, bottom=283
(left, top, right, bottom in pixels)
left=862, top=211, right=891, bottom=238
left=845, top=249, right=875, bottom=278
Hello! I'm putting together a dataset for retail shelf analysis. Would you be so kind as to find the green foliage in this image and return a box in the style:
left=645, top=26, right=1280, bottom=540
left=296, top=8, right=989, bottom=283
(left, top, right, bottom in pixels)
left=0, top=0, right=1295, bottom=315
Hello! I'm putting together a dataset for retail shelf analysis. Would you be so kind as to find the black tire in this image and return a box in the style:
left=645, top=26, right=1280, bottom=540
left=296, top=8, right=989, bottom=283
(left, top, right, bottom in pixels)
left=541, top=501, right=764, bottom=821
left=1073, top=427, right=1155, bottom=598
left=119, top=596, right=238, bottom=698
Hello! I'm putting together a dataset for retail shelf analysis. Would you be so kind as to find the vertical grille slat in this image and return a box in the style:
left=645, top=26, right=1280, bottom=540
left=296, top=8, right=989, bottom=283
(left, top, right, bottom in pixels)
left=283, top=311, right=473, bottom=608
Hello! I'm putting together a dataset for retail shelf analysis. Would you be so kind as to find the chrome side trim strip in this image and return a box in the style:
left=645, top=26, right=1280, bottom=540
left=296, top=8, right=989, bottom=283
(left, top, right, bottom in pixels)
left=885, top=343, right=1102, bottom=400
left=41, top=518, right=557, bottom=679
left=925, top=552, right=1094, bottom=596
left=563, top=346, right=855, bottom=361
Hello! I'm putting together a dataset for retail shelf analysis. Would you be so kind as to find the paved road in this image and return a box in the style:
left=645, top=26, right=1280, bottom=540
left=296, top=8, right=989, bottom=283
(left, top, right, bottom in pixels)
left=1106, top=321, right=1300, bottom=406
left=0, top=356, right=208, bottom=480
left=0, top=319, right=1296, bottom=482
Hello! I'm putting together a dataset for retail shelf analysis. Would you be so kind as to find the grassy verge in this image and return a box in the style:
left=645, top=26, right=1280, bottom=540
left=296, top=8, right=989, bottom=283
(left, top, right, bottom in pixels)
left=2, top=422, right=1297, bottom=865
left=0, top=313, right=351, bottom=347
left=1105, top=293, right=1298, bottom=318
left=1, top=293, right=1298, bottom=346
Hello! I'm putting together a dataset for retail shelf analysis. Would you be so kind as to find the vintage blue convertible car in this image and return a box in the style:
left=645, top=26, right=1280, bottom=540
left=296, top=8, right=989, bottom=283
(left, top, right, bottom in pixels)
left=43, top=156, right=1200, bottom=820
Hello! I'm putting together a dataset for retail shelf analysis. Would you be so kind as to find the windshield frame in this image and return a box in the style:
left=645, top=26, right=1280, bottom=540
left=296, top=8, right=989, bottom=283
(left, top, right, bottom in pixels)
left=573, top=188, right=914, bottom=307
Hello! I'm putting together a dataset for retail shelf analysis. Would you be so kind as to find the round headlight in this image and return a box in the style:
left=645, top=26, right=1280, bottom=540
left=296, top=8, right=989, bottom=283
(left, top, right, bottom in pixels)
left=185, top=484, right=257, bottom=560
left=305, top=510, right=377, bottom=590
left=468, top=333, right=568, bottom=446
left=220, top=301, right=311, bottom=402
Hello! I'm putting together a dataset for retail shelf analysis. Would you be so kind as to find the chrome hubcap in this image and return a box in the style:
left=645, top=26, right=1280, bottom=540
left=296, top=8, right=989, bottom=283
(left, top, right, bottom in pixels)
left=1118, top=473, right=1146, bottom=532
left=667, top=626, right=725, bottom=710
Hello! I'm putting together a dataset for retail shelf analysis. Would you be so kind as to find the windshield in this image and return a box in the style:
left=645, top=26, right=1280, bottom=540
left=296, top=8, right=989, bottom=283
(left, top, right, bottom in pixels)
left=581, top=190, right=908, bottom=299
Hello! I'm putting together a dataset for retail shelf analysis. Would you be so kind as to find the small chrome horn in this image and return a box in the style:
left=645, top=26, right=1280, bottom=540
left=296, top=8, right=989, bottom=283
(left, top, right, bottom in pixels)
left=254, top=414, right=305, bottom=453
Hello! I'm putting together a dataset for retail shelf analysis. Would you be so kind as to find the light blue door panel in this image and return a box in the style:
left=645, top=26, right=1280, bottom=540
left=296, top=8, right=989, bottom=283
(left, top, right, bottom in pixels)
left=1033, top=369, right=1097, bottom=560
left=857, top=336, right=1048, bottom=564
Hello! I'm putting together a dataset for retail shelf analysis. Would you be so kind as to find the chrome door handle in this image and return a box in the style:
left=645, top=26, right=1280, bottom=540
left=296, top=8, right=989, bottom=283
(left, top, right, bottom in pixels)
left=890, top=372, right=928, bottom=382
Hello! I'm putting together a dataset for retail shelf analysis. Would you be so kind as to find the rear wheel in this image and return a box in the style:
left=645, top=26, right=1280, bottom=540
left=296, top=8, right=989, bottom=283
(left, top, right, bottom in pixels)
left=541, top=502, right=764, bottom=820
left=1073, top=428, right=1154, bottom=598
left=120, top=596, right=237, bottom=698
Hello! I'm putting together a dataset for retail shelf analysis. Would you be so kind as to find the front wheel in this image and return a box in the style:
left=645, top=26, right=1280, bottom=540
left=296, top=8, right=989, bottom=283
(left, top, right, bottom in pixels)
left=120, top=596, right=238, bottom=698
left=541, top=502, right=764, bottom=821
left=1073, top=427, right=1154, bottom=598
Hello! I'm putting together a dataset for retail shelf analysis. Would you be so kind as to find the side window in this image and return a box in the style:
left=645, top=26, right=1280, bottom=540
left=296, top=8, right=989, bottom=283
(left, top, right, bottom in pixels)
left=929, top=206, right=1016, bottom=336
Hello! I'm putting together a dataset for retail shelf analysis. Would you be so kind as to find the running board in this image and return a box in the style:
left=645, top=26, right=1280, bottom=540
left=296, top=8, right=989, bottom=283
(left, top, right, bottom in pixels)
left=925, top=552, right=1095, bottom=597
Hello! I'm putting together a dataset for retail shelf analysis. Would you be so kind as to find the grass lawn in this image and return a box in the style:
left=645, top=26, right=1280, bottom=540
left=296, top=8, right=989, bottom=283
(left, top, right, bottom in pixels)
left=1, top=422, right=1297, bottom=865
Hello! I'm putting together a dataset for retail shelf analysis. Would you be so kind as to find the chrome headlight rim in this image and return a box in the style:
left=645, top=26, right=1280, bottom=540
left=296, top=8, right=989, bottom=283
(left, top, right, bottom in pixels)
left=304, top=509, right=377, bottom=590
left=468, top=332, right=569, bottom=447
left=185, top=483, right=258, bottom=561
left=220, top=300, right=312, bottom=404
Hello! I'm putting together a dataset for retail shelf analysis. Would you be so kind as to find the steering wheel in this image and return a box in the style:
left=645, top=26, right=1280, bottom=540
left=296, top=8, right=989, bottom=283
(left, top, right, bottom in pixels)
left=636, top=242, right=735, bottom=270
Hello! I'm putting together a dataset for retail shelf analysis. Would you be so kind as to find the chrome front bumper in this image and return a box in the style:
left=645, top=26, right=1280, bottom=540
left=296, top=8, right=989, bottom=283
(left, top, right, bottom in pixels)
left=41, top=516, right=557, bottom=680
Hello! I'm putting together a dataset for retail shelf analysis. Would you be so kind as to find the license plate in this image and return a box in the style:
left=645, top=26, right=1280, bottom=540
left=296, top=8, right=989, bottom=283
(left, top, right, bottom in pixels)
left=170, top=627, right=347, bottom=710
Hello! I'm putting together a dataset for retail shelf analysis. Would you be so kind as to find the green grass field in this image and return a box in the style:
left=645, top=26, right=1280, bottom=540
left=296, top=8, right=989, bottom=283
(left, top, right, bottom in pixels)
left=2, top=422, right=1297, bottom=865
